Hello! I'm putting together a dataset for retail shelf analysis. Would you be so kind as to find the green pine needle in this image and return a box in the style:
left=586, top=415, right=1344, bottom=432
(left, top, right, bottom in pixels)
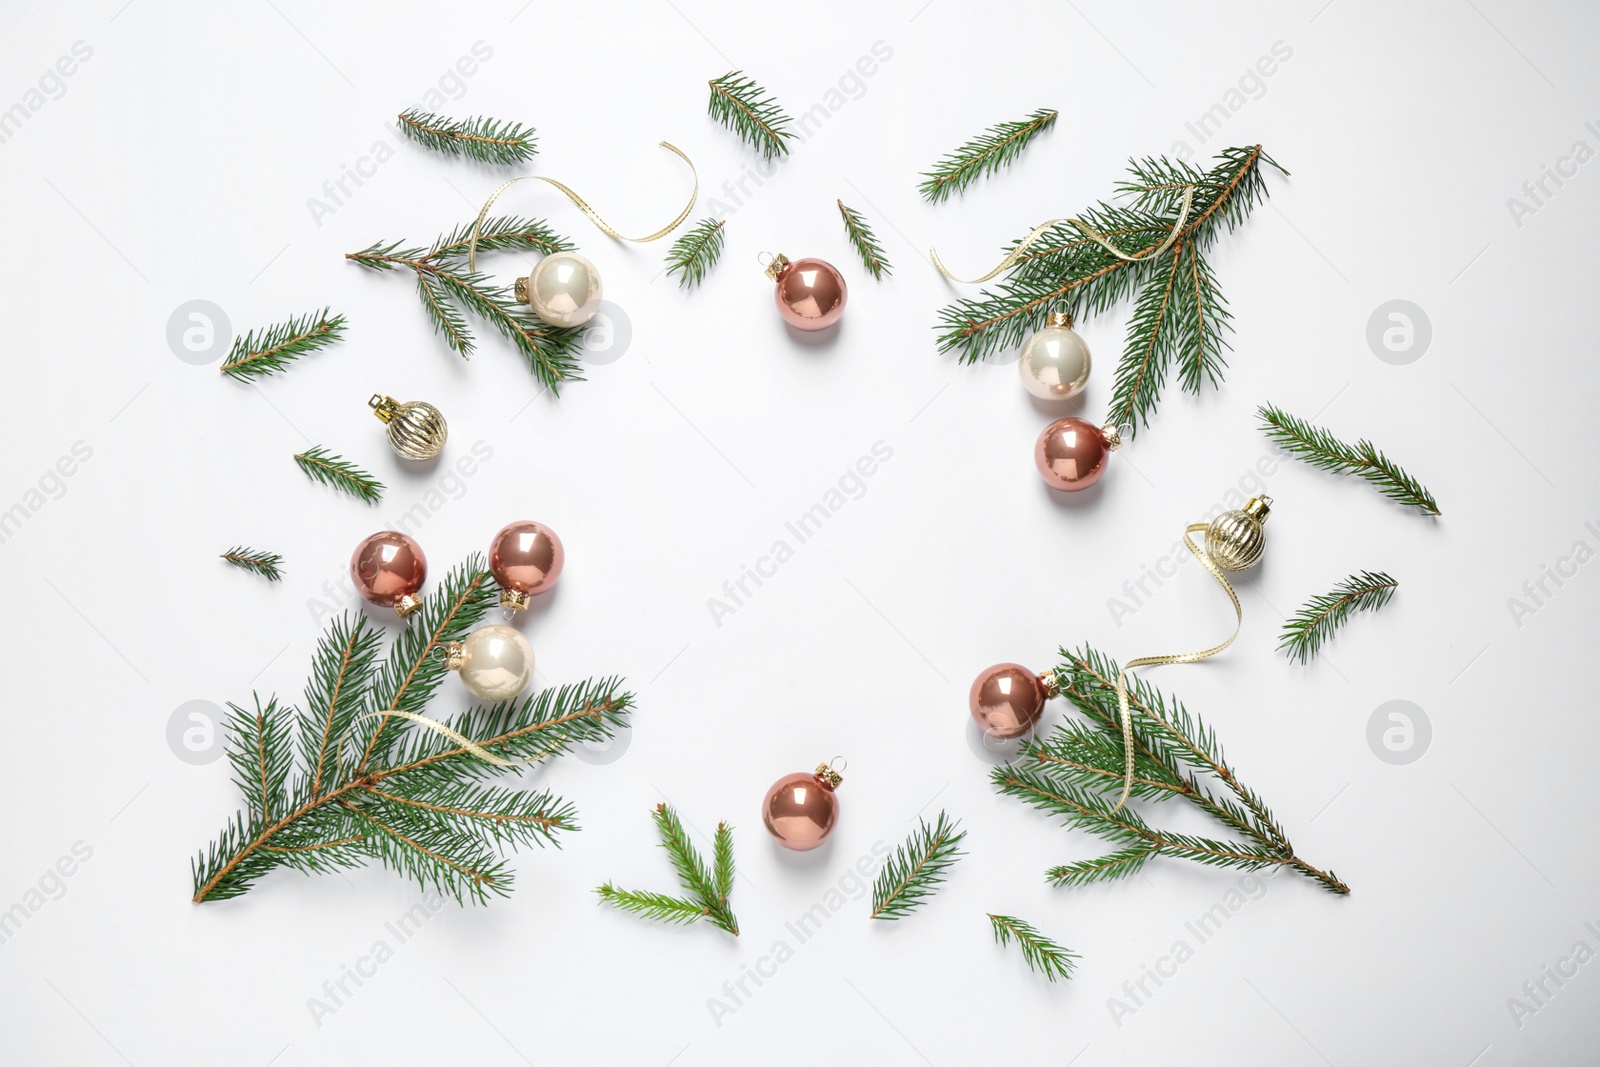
left=346, top=218, right=583, bottom=392
left=664, top=217, right=726, bottom=289
left=993, top=644, right=1350, bottom=895
left=293, top=446, right=384, bottom=504
left=191, top=558, right=636, bottom=905
left=870, top=811, right=965, bottom=920
left=1258, top=404, right=1441, bottom=515
left=1278, top=570, right=1399, bottom=663
left=397, top=109, right=537, bottom=165
left=598, top=804, right=739, bottom=936
left=988, top=913, right=1079, bottom=982
left=707, top=71, right=794, bottom=159
left=935, top=146, right=1280, bottom=440
left=837, top=200, right=892, bottom=280
left=919, top=108, right=1057, bottom=204
left=220, top=546, right=284, bottom=582
left=219, top=309, right=346, bottom=381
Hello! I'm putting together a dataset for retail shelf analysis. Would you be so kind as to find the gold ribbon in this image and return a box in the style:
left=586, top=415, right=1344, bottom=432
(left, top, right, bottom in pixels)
left=930, top=185, right=1196, bottom=284
left=468, top=141, right=698, bottom=271
left=1110, top=521, right=1240, bottom=813
left=339, top=710, right=562, bottom=773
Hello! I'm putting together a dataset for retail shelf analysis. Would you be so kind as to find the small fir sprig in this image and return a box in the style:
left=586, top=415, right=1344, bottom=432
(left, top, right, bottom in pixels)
left=293, top=447, right=384, bottom=504
left=994, top=644, right=1349, bottom=895
left=219, top=309, right=346, bottom=381
left=870, top=811, right=965, bottom=920
left=1258, top=405, right=1441, bottom=515
left=1278, top=571, right=1399, bottom=663
left=347, top=216, right=583, bottom=391
left=220, top=546, right=284, bottom=582
left=597, top=804, right=739, bottom=936
left=191, top=558, right=635, bottom=904
left=937, top=147, right=1281, bottom=439
left=397, top=108, right=538, bottom=165
left=837, top=200, right=892, bottom=280
left=988, top=913, right=1079, bottom=982
left=664, top=217, right=726, bottom=289
left=707, top=71, right=794, bottom=159
left=919, top=108, right=1058, bottom=204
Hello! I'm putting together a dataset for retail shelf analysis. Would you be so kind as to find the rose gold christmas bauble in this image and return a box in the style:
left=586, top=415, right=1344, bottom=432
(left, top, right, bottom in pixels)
left=350, top=531, right=427, bottom=615
left=1035, top=417, right=1113, bottom=491
left=489, top=520, right=564, bottom=610
left=771, top=255, right=846, bottom=331
left=969, top=663, right=1048, bottom=739
left=762, top=767, right=840, bottom=850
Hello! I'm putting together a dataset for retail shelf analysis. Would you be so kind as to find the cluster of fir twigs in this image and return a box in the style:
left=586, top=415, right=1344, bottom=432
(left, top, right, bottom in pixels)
left=706, top=71, right=794, bottom=159
left=1258, top=404, right=1441, bottom=515
left=993, top=645, right=1348, bottom=896
left=919, top=108, right=1058, bottom=204
left=219, top=309, right=346, bottom=381
left=191, top=558, right=634, bottom=904
left=396, top=109, right=537, bottom=166
left=1279, top=571, right=1399, bottom=663
left=346, top=216, right=585, bottom=391
left=663, top=217, right=726, bottom=289
left=597, top=804, right=738, bottom=936
left=937, top=146, right=1282, bottom=438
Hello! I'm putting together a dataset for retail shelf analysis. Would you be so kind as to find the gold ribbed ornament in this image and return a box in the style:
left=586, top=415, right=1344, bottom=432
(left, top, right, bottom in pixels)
left=1204, top=495, right=1271, bottom=571
left=369, top=394, right=447, bottom=461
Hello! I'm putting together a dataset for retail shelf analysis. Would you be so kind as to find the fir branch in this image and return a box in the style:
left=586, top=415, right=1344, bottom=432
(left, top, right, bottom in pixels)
left=220, top=546, right=284, bottom=582
left=597, top=804, right=739, bottom=936
left=935, top=147, right=1280, bottom=438
left=397, top=108, right=537, bottom=165
left=869, top=811, right=966, bottom=921
left=191, top=559, right=635, bottom=905
left=1258, top=405, right=1442, bottom=515
left=219, top=309, right=346, bottom=381
left=988, top=913, right=1078, bottom=982
left=595, top=884, right=710, bottom=925
left=998, top=645, right=1349, bottom=895
left=707, top=71, right=794, bottom=159
left=664, top=217, right=726, bottom=289
left=293, top=446, right=384, bottom=504
left=919, top=108, right=1057, bottom=204
left=837, top=200, right=892, bottom=280
left=1278, top=571, right=1399, bottom=663
left=346, top=219, right=583, bottom=391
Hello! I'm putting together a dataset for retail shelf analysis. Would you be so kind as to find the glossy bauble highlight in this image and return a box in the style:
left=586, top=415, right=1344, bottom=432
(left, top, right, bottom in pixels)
left=488, top=520, right=565, bottom=611
left=350, top=531, right=428, bottom=617
left=1035, top=418, right=1121, bottom=491
left=766, top=253, right=846, bottom=331
left=519, top=252, right=602, bottom=328
left=1018, top=313, right=1092, bottom=400
left=969, top=663, right=1052, bottom=739
left=443, top=625, right=535, bottom=702
left=762, top=763, right=843, bottom=850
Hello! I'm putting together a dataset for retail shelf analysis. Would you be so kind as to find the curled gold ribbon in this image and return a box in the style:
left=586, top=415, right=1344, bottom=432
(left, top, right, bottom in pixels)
left=930, top=185, right=1196, bottom=284
left=468, top=140, right=698, bottom=271
left=339, top=710, right=561, bottom=773
left=1110, top=521, right=1240, bottom=813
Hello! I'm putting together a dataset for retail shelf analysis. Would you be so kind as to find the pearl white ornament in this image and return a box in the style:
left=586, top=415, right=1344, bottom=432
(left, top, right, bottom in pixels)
left=451, top=625, right=534, bottom=702
left=1018, top=312, right=1092, bottom=401
left=522, top=252, right=602, bottom=328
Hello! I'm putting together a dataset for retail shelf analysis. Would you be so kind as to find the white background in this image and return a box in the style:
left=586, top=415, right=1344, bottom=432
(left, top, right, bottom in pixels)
left=2, top=1, right=1597, bottom=1063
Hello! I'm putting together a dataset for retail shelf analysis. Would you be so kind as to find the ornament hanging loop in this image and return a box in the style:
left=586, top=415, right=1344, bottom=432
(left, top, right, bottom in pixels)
left=763, top=252, right=791, bottom=280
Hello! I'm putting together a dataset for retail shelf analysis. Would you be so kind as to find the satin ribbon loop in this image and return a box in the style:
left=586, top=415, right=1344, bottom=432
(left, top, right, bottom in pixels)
left=1110, top=522, right=1241, bottom=813
left=467, top=141, right=698, bottom=271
